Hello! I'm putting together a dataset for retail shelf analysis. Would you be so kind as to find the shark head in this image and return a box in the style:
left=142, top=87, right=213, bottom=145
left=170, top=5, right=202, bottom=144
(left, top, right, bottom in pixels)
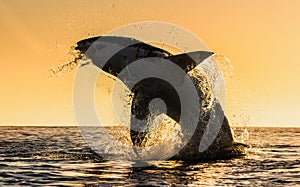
left=75, top=36, right=214, bottom=76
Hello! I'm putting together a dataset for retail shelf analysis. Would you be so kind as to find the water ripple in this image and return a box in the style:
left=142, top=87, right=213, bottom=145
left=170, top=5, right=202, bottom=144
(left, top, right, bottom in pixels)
left=0, top=126, right=299, bottom=186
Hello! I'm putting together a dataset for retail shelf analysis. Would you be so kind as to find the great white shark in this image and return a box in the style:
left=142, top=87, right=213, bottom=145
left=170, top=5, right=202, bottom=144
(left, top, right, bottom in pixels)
left=75, top=36, right=248, bottom=160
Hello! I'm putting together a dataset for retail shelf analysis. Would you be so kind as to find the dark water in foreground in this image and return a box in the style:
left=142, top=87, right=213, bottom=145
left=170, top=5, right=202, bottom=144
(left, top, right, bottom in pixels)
left=0, top=126, right=299, bottom=186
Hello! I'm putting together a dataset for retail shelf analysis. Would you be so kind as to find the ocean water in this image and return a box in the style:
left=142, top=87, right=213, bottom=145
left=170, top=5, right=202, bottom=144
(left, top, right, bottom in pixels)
left=0, top=126, right=299, bottom=186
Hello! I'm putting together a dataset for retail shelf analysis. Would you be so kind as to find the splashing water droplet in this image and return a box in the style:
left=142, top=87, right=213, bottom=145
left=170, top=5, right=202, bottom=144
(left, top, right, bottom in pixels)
left=48, top=46, right=83, bottom=78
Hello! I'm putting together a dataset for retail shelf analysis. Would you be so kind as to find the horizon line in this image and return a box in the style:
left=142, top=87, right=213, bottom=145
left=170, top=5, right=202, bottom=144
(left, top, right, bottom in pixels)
left=0, top=124, right=299, bottom=128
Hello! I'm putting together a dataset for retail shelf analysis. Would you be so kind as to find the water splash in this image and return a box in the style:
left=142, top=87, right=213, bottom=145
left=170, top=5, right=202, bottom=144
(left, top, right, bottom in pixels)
left=232, top=127, right=250, bottom=145
left=212, top=54, right=234, bottom=80
left=48, top=46, right=83, bottom=77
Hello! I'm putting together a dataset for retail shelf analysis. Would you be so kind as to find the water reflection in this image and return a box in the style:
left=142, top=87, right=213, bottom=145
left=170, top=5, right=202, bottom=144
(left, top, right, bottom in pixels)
left=64, top=159, right=233, bottom=186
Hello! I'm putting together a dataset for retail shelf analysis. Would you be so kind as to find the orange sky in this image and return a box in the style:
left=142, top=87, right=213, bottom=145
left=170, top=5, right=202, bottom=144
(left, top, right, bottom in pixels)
left=0, top=0, right=300, bottom=127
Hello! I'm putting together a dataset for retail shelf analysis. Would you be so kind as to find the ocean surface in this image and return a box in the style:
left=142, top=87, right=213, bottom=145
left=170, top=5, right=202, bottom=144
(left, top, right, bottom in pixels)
left=0, top=126, right=299, bottom=186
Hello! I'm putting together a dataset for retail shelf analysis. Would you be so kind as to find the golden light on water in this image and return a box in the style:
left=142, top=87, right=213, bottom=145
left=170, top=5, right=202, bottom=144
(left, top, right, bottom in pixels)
left=0, top=0, right=300, bottom=127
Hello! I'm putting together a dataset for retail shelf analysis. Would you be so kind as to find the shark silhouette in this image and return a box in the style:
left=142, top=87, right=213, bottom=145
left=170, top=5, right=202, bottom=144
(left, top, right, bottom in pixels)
left=75, top=36, right=247, bottom=160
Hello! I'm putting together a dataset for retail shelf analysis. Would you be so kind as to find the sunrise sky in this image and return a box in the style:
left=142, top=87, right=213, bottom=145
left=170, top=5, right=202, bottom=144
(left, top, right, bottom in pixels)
left=0, top=0, right=300, bottom=127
